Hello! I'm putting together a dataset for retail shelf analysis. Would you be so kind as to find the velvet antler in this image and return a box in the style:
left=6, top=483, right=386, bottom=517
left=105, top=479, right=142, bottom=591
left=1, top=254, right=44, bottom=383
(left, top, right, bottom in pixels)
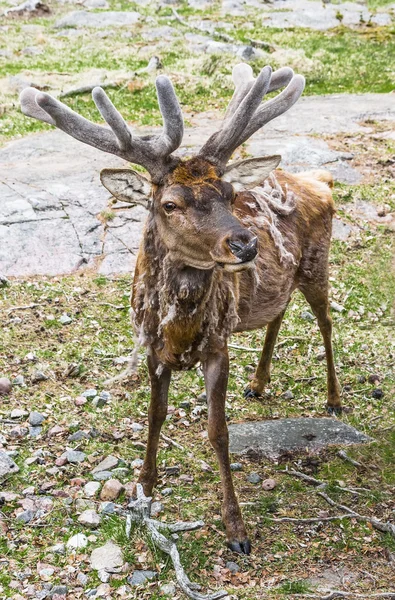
left=199, top=64, right=305, bottom=172
left=20, top=76, right=184, bottom=183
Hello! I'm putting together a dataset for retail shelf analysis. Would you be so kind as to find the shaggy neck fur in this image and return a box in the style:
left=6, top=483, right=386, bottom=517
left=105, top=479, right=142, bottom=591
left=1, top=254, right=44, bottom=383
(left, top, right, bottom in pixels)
left=133, top=214, right=240, bottom=370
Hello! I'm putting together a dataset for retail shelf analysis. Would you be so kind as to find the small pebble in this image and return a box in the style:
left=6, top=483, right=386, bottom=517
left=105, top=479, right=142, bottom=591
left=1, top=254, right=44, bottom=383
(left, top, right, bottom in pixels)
left=59, top=314, right=72, bottom=325
left=282, top=390, right=294, bottom=400
left=100, top=479, right=124, bottom=501
left=0, top=377, right=12, bottom=396
left=93, top=471, right=113, bottom=481
left=78, top=509, right=101, bottom=528
left=81, top=389, right=97, bottom=399
left=160, top=582, right=177, bottom=595
left=301, top=311, right=314, bottom=321
left=247, top=472, right=261, bottom=484
left=372, top=388, right=384, bottom=399
left=262, top=478, right=277, bottom=491
left=226, top=561, right=240, bottom=574
left=10, top=409, right=28, bottom=419
left=128, top=570, right=157, bottom=585
left=66, top=533, right=88, bottom=551
left=131, top=458, right=144, bottom=469
left=12, top=375, right=25, bottom=386
left=66, top=450, right=86, bottom=464
left=230, top=463, right=243, bottom=471
left=84, top=481, right=101, bottom=498
left=162, top=487, right=173, bottom=496
left=29, top=411, right=45, bottom=426
left=16, top=509, right=35, bottom=523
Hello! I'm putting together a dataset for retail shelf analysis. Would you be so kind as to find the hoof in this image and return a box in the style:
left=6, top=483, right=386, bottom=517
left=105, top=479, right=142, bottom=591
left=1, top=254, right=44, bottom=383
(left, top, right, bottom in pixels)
left=326, top=405, right=343, bottom=416
left=244, top=388, right=262, bottom=400
left=227, top=539, right=252, bottom=555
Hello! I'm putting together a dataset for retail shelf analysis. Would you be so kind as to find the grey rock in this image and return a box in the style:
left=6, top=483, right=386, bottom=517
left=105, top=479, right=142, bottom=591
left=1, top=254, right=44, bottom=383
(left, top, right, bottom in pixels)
left=49, top=586, right=68, bottom=597
left=247, top=472, right=261, bottom=484
left=229, top=418, right=372, bottom=459
left=31, top=371, right=48, bottom=383
left=332, top=218, right=356, bottom=242
left=0, top=275, right=9, bottom=287
left=66, top=450, right=86, bottom=464
left=29, top=426, right=42, bottom=438
left=78, top=509, right=101, bottom=528
left=162, top=487, right=173, bottom=496
left=10, top=408, right=28, bottom=419
left=98, top=569, right=110, bottom=583
left=261, top=0, right=392, bottom=31
left=84, top=481, right=101, bottom=497
left=180, top=400, right=191, bottom=409
left=55, top=10, right=140, bottom=28
left=76, top=499, right=95, bottom=511
left=49, top=543, right=65, bottom=554
left=68, top=430, right=88, bottom=442
left=131, top=458, right=144, bottom=469
left=77, top=572, right=88, bottom=585
left=160, top=582, right=177, bottom=595
left=92, top=455, right=118, bottom=473
left=131, top=422, right=143, bottom=432
left=66, top=533, right=88, bottom=551
left=90, top=541, right=124, bottom=571
left=0, top=451, right=19, bottom=478
left=83, top=0, right=108, bottom=6
left=82, top=388, right=97, bottom=398
left=92, top=470, right=113, bottom=481
left=282, top=390, right=294, bottom=400
left=301, top=311, right=315, bottom=322
left=16, top=509, right=35, bottom=523
left=99, top=501, right=115, bottom=514
left=59, top=313, right=72, bottom=325
left=230, top=462, right=243, bottom=471
left=12, top=375, right=25, bottom=386
left=29, top=411, right=45, bottom=426
left=128, top=570, right=157, bottom=585
left=226, top=561, right=240, bottom=573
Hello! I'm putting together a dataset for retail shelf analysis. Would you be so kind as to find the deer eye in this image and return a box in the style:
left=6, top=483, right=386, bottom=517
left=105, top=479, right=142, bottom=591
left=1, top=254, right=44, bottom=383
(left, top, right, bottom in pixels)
left=163, top=202, right=177, bottom=213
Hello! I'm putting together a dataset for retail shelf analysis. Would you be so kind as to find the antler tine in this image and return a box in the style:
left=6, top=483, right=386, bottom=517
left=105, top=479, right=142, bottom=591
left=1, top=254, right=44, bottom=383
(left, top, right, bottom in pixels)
left=92, top=87, right=132, bottom=151
left=20, top=76, right=185, bottom=182
left=155, top=75, right=184, bottom=155
left=200, top=65, right=272, bottom=167
left=243, top=74, right=305, bottom=140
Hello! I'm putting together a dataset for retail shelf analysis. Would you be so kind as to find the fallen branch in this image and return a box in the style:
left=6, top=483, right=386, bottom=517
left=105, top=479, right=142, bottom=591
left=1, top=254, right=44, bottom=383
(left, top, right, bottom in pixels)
left=7, top=303, right=41, bottom=313
left=161, top=432, right=185, bottom=451
left=269, top=514, right=357, bottom=524
left=228, top=343, right=260, bottom=353
left=298, top=592, right=395, bottom=599
left=98, top=302, right=128, bottom=310
left=318, top=491, right=395, bottom=538
left=337, top=450, right=363, bottom=468
left=126, top=485, right=228, bottom=600
left=285, top=469, right=370, bottom=495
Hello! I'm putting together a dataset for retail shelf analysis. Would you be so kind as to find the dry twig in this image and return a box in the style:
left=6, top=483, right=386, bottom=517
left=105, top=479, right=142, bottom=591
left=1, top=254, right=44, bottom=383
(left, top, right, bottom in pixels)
left=337, top=450, right=363, bottom=468
left=161, top=432, right=185, bottom=451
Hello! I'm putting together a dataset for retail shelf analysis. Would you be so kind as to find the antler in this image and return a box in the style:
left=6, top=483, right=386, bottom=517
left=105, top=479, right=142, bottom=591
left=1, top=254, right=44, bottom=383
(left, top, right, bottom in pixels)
left=199, top=64, right=305, bottom=172
left=19, top=76, right=184, bottom=183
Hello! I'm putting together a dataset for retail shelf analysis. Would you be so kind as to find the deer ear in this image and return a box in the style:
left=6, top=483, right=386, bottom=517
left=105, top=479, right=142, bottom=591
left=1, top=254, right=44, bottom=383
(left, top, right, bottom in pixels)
left=223, top=155, right=281, bottom=191
left=100, top=168, right=151, bottom=206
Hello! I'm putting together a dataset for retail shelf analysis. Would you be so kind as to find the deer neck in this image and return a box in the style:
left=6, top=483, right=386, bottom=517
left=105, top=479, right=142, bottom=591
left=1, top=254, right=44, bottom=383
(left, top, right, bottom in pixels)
left=132, top=217, right=240, bottom=369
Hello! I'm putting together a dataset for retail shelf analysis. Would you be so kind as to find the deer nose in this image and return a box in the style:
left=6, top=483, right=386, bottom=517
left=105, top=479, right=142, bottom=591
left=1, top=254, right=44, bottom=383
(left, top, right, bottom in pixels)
left=227, top=236, right=258, bottom=262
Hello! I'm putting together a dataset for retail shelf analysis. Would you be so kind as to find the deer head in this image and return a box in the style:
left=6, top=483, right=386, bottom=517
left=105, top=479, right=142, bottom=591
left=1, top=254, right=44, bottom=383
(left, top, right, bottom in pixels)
left=20, top=64, right=305, bottom=271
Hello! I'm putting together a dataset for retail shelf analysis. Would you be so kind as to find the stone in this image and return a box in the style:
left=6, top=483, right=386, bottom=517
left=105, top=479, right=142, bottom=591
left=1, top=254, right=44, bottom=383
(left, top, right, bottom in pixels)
left=131, top=458, right=144, bottom=469
left=49, top=585, right=68, bottom=596
left=78, top=509, right=101, bottom=528
left=68, top=430, right=88, bottom=442
left=16, top=509, right=35, bottom=523
left=10, top=408, right=28, bottom=419
left=162, top=487, right=173, bottom=496
left=12, top=375, right=25, bottom=386
left=160, top=582, right=177, bottom=595
left=82, top=389, right=97, bottom=399
left=332, top=218, right=356, bottom=242
left=66, top=450, right=86, bottom=464
left=247, top=472, right=261, bottom=484
left=99, top=501, right=115, bottom=514
left=301, top=311, right=314, bottom=322
left=230, top=462, right=243, bottom=471
left=90, top=541, right=123, bottom=571
left=84, top=481, right=101, bottom=497
left=66, top=533, right=88, bottom=551
left=55, top=11, right=140, bottom=28
left=100, top=479, right=124, bottom=501
left=229, top=418, right=372, bottom=459
left=260, top=0, right=392, bottom=31
left=29, top=411, right=45, bottom=426
left=31, top=371, right=48, bottom=383
left=262, top=478, right=277, bottom=491
left=128, top=570, right=157, bottom=585
left=49, top=543, right=65, bottom=555
left=226, top=561, right=239, bottom=573
left=59, top=314, right=72, bottom=325
left=282, top=390, right=294, bottom=400
left=92, top=455, right=118, bottom=473
left=0, top=451, right=19, bottom=479
left=93, top=471, right=113, bottom=481
left=0, top=377, right=12, bottom=395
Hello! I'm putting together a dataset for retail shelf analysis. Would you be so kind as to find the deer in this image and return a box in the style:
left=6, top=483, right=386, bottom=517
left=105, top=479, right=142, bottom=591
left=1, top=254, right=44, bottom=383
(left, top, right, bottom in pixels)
left=20, top=63, right=342, bottom=555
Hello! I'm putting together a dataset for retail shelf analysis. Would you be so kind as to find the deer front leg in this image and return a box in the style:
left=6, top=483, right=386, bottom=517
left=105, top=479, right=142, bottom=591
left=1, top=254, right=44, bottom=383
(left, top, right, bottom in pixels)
left=203, top=348, right=251, bottom=555
left=138, top=351, right=171, bottom=496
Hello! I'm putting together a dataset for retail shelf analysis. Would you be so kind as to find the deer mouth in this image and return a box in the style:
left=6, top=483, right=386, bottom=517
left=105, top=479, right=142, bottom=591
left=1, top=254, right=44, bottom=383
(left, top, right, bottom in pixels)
left=216, top=258, right=257, bottom=272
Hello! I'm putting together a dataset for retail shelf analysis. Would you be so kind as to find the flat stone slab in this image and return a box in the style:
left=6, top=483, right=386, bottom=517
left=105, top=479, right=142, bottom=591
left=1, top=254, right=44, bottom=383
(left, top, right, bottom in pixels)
left=55, top=11, right=140, bottom=28
left=1, top=93, right=394, bottom=277
left=228, top=418, right=372, bottom=459
left=261, top=0, right=393, bottom=30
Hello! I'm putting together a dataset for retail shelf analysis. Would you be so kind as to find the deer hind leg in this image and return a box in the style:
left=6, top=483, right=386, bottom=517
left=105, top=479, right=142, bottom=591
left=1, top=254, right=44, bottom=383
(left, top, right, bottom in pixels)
left=138, top=352, right=171, bottom=496
left=203, top=348, right=251, bottom=555
left=299, top=285, right=342, bottom=414
left=244, top=308, right=287, bottom=399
